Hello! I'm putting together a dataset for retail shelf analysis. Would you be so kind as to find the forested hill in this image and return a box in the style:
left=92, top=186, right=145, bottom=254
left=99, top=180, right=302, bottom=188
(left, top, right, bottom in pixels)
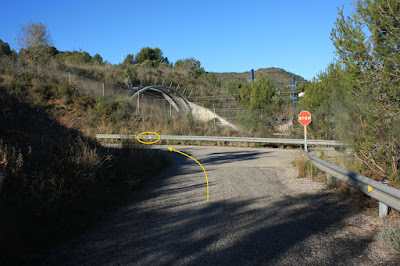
left=214, top=67, right=309, bottom=88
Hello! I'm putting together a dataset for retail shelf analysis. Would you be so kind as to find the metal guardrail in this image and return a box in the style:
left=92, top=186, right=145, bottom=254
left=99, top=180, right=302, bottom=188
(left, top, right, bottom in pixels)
left=303, top=150, right=400, bottom=216
left=96, top=134, right=343, bottom=146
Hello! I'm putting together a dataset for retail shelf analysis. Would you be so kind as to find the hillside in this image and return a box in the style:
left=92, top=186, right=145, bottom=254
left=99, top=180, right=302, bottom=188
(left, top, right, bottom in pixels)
left=214, top=67, right=309, bottom=88
left=0, top=59, right=172, bottom=264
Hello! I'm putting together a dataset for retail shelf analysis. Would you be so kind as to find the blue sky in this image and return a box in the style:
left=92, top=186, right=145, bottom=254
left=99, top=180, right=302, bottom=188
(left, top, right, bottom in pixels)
left=1, top=0, right=354, bottom=81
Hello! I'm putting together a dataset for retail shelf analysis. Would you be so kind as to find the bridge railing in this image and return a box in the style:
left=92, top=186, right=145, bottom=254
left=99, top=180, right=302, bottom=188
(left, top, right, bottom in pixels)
left=302, top=149, right=400, bottom=217
left=96, top=134, right=343, bottom=146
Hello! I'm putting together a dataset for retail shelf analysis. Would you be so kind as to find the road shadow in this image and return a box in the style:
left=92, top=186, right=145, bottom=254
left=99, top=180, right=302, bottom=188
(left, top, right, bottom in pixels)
left=201, top=150, right=268, bottom=166
left=161, top=148, right=267, bottom=169
left=43, top=188, right=399, bottom=265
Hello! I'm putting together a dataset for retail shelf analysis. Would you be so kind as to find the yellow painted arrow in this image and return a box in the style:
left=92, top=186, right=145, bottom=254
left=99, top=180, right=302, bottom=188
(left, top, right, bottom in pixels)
left=168, top=147, right=209, bottom=201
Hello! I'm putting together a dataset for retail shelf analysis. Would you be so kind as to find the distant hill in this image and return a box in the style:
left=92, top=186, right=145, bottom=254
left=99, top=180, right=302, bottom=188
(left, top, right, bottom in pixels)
left=213, top=67, right=309, bottom=88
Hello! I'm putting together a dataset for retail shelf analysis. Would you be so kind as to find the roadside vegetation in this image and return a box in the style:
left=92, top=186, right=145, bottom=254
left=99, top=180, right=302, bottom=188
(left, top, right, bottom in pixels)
left=293, top=0, right=400, bottom=250
left=215, top=67, right=308, bottom=88
left=300, top=0, right=399, bottom=186
left=0, top=81, right=169, bottom=264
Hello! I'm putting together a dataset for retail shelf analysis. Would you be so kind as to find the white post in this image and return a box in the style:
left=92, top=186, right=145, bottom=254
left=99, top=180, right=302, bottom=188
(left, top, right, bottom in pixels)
left=379, top=202, right=389, bottom=217
left=326, top=174, right=333, bottom=185
left=304, top=125, right=308, bottom=152
left=102, top=82, right=105, bottom=97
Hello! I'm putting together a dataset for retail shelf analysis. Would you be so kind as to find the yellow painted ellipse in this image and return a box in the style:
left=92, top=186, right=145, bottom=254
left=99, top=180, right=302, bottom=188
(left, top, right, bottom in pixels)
left=136, top=132, right=161, bottom=144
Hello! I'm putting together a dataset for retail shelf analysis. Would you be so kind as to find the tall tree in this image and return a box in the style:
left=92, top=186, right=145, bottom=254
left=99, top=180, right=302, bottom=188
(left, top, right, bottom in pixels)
left=324, top=0, right=400, bottom=178
left=17, top=22, right=53, bottom=63
left=247, top=73, right=275, bottom=112
left=0, top=39, right=12, bottom=56
left=135, top=47, right=164, bottom=65
left=123, top=54, right=134, bottom=65
left=91, top=53, right=103, bottom=65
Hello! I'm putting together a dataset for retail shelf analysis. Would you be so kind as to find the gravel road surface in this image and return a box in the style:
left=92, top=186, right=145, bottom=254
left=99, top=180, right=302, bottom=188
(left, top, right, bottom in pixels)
left=44, top=146, right=399, bottom=265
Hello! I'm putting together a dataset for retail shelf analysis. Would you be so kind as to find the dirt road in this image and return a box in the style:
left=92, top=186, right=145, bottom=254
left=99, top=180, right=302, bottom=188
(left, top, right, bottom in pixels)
left=44, top=146, right=399, bottom=265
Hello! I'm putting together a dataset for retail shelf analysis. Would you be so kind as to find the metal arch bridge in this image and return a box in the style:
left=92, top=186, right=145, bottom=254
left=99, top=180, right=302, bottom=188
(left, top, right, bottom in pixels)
left=129, top=85, right=192, bottom=112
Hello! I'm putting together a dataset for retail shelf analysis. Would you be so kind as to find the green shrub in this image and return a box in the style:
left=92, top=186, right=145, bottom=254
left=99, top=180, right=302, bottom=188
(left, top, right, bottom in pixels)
left=30, top=83, right=55, bottom=106
left=51, top=84, right=81, bottom=105
left=109, top=98, right=135, bottom=123
left=140, top=59, right=159, bottom=68
left=95, top=95, right=112, bottom=119
left=75, top=95, right=95, bottom=110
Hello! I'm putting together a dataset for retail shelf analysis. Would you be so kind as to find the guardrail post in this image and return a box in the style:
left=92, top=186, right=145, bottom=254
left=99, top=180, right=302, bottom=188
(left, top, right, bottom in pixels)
left=379, top=180, right=389, bottom=217
left=326, top=174, right=334, bottom=185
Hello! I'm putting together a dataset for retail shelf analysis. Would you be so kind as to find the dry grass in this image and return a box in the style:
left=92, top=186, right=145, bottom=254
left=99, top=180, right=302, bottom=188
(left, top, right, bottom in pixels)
left=0, top=59, right=174, bottom=264
left=0, top=139, right=24, bottom=194
left=294, top=152, right=324, bottom=181
left=295, top=154, right=307, bottom=178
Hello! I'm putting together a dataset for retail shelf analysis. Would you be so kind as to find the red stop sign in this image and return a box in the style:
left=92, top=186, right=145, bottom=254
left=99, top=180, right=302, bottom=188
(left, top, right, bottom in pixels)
left=298, top=111, right=312, bottom=126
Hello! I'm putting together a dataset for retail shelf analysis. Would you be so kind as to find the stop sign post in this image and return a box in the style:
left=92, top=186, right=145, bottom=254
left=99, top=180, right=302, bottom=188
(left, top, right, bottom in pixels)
left=298, top=111, right=312, bottom=151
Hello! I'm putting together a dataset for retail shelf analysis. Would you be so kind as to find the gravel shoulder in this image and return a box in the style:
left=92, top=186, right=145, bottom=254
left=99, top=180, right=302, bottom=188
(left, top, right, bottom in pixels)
left=43, top=145, right=399, bottom=265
